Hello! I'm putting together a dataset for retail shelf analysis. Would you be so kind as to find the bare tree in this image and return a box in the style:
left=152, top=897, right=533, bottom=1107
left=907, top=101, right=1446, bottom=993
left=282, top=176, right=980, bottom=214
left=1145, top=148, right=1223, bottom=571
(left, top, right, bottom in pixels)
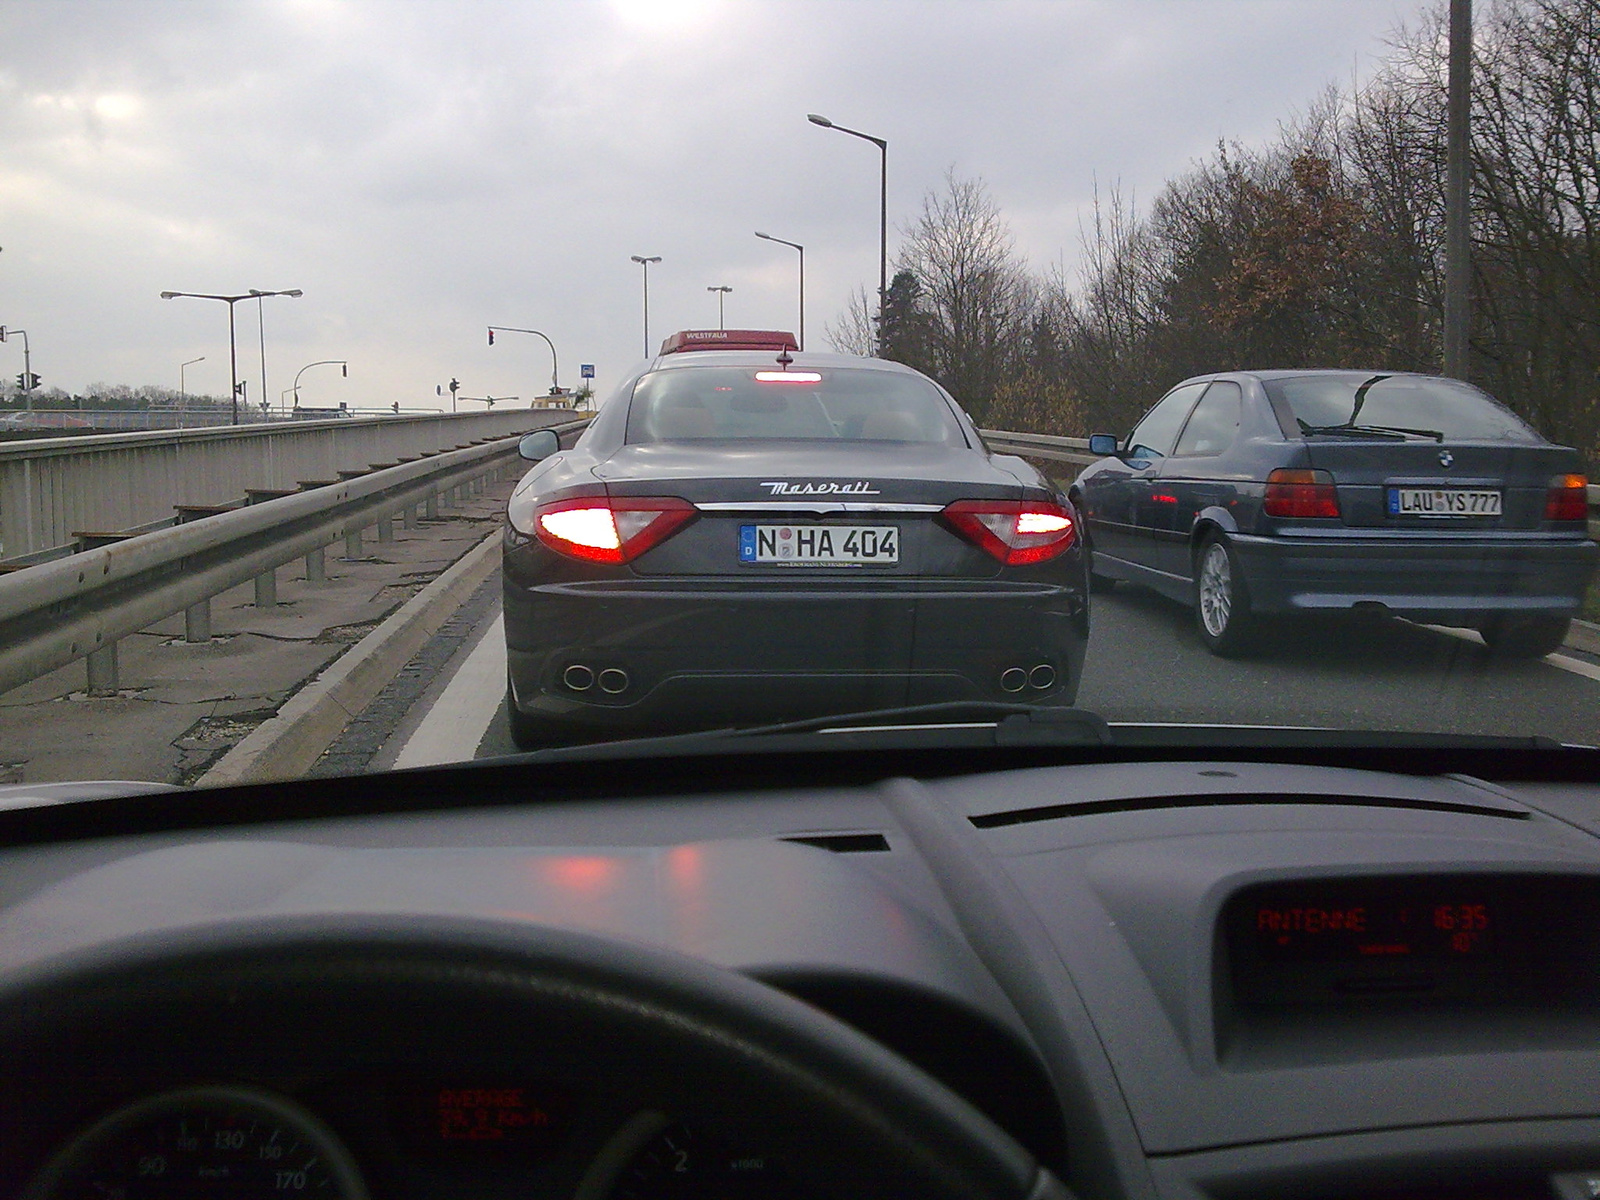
left=893, top=170, right=1036, bottom=420
left=825, top=285, right=877, bottom=357
left=1469, top=0, right=1600, bottom=452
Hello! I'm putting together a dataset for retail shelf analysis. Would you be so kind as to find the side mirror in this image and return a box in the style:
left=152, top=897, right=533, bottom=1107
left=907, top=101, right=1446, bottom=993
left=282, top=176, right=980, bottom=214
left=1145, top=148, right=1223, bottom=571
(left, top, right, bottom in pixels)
left=1088, top=433, right=1119, bottom=456
left=518, top=429, right=560, bottom=461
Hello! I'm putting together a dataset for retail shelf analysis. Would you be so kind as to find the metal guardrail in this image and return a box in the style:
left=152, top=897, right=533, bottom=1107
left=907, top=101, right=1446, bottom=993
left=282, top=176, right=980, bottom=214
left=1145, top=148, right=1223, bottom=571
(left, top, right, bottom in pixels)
left=0, top=418, right=589, bottom=698
left=980, top=428, right=1096, bottom=468
left=0, top=409, right=576, bottom=559
left=980, top=428, right=1600, bottom=529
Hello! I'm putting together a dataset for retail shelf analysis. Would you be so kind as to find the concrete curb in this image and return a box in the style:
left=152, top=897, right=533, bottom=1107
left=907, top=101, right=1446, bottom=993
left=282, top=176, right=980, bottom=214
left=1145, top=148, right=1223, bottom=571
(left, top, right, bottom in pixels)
left=198, top=530, right=502, bottom=788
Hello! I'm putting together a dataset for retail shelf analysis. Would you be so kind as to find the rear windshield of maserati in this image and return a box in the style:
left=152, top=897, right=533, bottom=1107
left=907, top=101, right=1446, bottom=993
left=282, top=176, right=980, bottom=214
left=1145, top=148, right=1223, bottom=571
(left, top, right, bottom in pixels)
left=625, top=367, right=968, bottom=445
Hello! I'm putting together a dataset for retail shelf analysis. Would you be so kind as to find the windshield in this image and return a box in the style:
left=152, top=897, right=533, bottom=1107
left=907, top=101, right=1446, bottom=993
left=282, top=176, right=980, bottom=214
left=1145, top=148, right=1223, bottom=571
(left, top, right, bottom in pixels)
left=1, top=0, right=1598, bottom=793
left=1267, top=374, right=1542, bottom=442
left=624, top=366, right=967, bottom=445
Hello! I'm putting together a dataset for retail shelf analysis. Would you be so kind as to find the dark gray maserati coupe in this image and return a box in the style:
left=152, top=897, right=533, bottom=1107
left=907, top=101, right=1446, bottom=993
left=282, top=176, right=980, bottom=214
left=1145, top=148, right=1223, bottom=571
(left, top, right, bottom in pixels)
left=502, top=332, right=1089, bottom=748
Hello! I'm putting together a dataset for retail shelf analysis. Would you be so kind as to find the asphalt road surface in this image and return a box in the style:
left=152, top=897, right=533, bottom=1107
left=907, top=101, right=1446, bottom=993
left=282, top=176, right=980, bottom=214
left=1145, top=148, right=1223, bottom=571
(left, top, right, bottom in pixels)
left=373, top=578, right=1600, bottom=770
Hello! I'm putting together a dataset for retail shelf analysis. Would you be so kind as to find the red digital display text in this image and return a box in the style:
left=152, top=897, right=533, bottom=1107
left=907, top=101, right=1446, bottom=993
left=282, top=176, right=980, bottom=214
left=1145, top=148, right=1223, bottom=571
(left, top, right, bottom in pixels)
left=1256, top=906, right=1368, bottom=935
left=434, top=1087, right=552, bottom=1142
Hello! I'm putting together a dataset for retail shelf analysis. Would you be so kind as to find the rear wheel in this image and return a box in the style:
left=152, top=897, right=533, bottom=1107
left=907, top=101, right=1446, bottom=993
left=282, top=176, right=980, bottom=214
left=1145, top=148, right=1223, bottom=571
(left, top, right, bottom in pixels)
left=1193, top=535, right=1257, bottom=657
left=1478, top=614, right=1570, bottom=659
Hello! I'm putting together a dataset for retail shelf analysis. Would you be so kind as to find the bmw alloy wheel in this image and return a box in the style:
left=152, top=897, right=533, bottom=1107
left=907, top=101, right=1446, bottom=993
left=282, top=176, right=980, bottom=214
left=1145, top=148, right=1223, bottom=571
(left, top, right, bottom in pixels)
left=1194, top=534, right=1258, bottom=656
left=1198, top=541, right=1233, bottom=638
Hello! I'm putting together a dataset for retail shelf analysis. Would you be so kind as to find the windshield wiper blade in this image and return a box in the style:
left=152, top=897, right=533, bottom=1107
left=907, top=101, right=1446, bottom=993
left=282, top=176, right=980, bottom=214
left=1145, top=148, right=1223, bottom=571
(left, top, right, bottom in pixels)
left=1298, top=419, right=1445, bottom=442
left=500, top=702, right=1113, bottom=761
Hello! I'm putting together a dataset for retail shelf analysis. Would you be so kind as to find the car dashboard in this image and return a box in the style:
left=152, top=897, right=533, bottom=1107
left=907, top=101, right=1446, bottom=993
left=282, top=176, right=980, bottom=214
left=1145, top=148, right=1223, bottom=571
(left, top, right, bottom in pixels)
left=3, top=753, right=1600, bottom=1200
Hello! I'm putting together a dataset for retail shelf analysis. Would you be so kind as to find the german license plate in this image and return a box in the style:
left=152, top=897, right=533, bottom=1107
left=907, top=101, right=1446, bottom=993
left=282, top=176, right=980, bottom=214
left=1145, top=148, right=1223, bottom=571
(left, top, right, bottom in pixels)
left=1387, top=488, right=1502, bottom=517
left=738, top=524, right=899, bottom=565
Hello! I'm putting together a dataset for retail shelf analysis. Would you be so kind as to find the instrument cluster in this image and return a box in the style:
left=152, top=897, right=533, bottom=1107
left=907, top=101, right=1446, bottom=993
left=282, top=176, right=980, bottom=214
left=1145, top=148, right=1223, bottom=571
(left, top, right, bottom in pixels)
left=23, top=1081, right=800, bottom=1200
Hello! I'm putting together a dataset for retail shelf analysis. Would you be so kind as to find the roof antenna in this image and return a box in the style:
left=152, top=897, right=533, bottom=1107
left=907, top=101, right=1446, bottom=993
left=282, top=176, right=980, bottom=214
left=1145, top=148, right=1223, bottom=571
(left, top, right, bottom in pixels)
left=775, top=349, right=793, bottom=369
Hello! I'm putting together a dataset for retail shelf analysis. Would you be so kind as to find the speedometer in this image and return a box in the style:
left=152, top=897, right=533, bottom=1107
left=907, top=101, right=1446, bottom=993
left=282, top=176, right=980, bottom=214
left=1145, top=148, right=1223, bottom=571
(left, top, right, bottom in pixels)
left=24, top=1085, right=367, bottom=1200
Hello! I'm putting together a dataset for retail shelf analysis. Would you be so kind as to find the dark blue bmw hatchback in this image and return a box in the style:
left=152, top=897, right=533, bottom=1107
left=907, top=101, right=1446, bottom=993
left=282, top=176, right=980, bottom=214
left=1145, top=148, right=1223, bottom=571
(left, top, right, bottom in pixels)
left=1072, top=370, right=1597, bottom=658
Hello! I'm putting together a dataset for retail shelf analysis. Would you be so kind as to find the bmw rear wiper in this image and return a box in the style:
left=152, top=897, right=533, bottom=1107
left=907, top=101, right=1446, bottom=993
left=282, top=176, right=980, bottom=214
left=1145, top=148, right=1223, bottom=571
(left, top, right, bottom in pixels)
left=1297, top=419, right=1445, bottom=442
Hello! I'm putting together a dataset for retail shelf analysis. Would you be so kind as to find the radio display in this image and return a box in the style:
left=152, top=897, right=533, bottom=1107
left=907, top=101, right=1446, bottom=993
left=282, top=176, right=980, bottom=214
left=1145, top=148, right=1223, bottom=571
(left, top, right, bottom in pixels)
left=1251, top=891, right=1495, bottom=962
left=1221, top=874, right=1600, bottom=1045
left=1220, top=875, right=1569, bottom=1008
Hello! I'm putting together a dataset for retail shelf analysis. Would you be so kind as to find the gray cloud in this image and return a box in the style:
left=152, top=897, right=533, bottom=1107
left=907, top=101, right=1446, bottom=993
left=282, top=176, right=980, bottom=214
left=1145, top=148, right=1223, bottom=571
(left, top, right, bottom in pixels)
left=1, top=0, right=1413, bottom=406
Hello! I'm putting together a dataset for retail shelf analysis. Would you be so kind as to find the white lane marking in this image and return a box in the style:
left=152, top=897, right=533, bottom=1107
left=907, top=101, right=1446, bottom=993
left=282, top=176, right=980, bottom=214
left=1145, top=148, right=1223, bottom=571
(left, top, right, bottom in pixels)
left=393, top=614, right=508, bottom=769
left=1423, top=623, right=1600, bottom=683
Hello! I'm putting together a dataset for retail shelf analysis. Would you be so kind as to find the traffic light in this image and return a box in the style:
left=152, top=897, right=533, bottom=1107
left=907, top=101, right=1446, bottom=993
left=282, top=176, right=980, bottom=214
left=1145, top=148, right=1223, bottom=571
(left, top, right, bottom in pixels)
left=13, top=373, right=22, bottom=390
left=449, top=378, right=460, bottom=395
left=392, top=402, right=400, bottom=413
left=487, top=329, right=495, bottom=346
left=25, top=372, right=39, bottom=390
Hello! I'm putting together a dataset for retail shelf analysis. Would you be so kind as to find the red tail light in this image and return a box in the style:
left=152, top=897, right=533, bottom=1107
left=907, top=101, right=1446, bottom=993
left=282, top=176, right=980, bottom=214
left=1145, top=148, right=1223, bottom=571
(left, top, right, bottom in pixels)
left=940, top=499, right=1076, bottom=565
left=1264, top=469, right=1340, bottom=519
left=1545, top=474, right=1589, bottom=523
left=530, top=495, right=697, bottom=563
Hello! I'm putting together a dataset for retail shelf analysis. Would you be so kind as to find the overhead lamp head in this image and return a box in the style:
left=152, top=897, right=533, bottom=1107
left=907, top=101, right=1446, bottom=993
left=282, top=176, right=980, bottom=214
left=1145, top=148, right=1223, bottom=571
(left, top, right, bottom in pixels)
left=285, top=289, right=303, bottom=297
left=160, top=292, right=178, bottom=299
left=807, top=114, right=833, bottom=127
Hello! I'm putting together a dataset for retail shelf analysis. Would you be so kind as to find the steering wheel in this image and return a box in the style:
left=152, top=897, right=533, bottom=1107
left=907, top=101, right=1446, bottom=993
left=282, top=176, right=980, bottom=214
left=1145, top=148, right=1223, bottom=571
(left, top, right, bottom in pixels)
left=0, top=916, right=1072, bottom=1200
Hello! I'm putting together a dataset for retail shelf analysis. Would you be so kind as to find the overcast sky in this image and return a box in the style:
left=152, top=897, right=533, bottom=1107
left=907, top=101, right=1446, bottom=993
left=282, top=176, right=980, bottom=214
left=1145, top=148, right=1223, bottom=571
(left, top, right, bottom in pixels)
left=1, top=0, right=1420, bottom=411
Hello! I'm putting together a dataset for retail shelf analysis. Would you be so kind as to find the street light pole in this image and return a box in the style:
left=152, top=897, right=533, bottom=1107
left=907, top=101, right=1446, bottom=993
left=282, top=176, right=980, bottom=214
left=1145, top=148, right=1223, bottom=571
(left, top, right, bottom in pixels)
left=0, top=327, right=34, bottom=405
left=161, top=289, right=302, bottom=424
left=179, top=356, right=204, bottom=401
left=630, top=255, right=661, bottom=357
left=754, top=233, right=804, bottom=350
left=706, top=285, right=733, bottom=329
left=1443, top=0, right=1473, bottom=380
left=291, top=359, right=348, bottom=408
left=487, top=326, right=561, bottom=395
left=808, top=113, right=886, bottom=354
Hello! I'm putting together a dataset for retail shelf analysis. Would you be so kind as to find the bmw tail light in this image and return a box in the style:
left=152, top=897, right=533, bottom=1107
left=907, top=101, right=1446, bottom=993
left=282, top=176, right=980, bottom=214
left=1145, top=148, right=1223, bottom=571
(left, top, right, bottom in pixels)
left=530, top=495, right=697, bottom=563
left=940, top=499, right=1076, bottom=565
left=1264, top=469, right=1340, bottom=518
left=1545, top=474, right=1589, bottom=523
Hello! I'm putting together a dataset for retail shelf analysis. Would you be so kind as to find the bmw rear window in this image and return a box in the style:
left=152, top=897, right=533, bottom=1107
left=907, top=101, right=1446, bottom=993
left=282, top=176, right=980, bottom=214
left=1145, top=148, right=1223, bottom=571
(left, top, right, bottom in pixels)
left=1266, top=374, right=1542, bottom=442
left=624, top=367, right=968, bottom=445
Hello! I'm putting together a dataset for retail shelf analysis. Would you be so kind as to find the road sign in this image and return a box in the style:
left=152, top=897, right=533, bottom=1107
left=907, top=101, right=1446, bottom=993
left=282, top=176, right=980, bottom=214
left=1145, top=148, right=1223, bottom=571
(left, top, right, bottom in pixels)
left=580, top=364, right=595, bottom=379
